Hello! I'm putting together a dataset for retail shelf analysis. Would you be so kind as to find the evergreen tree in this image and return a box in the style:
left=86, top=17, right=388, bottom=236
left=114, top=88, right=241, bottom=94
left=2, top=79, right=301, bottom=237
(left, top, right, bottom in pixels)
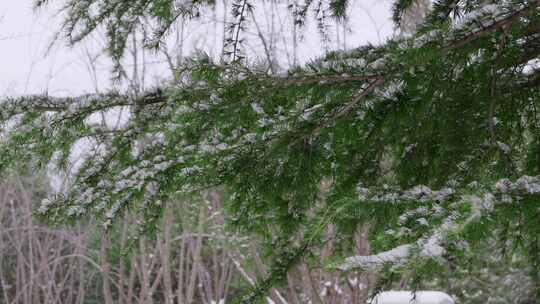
left=2, top=0, right=540, bottom=302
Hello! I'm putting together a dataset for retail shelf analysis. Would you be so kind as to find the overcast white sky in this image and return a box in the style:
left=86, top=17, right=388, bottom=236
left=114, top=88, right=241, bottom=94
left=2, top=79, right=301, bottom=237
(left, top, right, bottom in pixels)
left=0, top=1, right=394, bottom=96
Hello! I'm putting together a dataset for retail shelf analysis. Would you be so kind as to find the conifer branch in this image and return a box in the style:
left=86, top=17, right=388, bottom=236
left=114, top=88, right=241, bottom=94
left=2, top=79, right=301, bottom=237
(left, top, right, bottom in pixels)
left=280, top=74, right=382, bottom=86
left=5, top=2, right=540, bottom=301
left=442, top=0, right=540, bottom=52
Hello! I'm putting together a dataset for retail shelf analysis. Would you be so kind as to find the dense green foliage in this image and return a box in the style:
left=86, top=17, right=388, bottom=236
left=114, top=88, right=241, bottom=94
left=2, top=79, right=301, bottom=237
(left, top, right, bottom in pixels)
left=2, top=0, right=540, bottom=302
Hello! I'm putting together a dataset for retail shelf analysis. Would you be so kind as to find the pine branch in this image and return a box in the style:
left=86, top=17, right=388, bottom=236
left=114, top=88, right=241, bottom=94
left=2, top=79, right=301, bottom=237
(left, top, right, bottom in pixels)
left=442, top=0, right=540, bottom=52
